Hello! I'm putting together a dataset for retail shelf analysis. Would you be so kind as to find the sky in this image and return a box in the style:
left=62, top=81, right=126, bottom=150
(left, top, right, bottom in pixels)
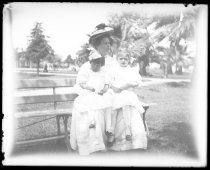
left=9, top=2, right=195, bottom=60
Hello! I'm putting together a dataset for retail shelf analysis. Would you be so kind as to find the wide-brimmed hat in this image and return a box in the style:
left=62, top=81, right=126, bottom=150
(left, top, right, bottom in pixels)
left=89, top=23, right=114, bottom=44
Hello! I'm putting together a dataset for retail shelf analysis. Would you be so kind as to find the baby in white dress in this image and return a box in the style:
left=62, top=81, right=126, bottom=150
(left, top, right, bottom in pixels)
left=75, top=49, right=111, bottom=129
left=107, top=47, right=145, bottom=142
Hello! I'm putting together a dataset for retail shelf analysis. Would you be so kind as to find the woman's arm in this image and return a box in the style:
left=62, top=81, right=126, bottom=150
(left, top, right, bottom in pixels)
left=118, top=81, right=139, bottom=91
left=79, top=83, right=95, bottom=92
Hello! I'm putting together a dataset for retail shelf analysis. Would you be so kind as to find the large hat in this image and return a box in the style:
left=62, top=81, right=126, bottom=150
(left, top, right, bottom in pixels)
left=89, top=23, right=114, bottom=44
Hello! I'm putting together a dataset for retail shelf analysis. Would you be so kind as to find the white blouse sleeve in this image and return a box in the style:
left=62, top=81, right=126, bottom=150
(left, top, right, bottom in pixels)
left=129, top=68, right=142, bottom=87
left=76, top=62, right=90, bottom=84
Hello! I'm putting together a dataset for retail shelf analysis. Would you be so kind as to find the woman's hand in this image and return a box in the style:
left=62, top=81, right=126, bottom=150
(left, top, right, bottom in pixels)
left=88, top=87, right=95, bottom=92
left=98, top=90, right=104, bottom=95
left=98, top=84, right=109, bottom=95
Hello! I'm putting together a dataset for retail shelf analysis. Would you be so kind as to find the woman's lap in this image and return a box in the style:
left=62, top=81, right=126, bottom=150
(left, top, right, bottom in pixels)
left=70, top=108, right=107, bottom=155
left=70, top=106, right=147, bottom=155
left=108, top=107, right=147, bottom=151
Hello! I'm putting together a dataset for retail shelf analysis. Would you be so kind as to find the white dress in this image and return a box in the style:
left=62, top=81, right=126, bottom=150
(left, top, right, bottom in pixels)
left=73, top=62, right=112, bottom=112
left=108, top=64, right=147, bottom=151
left=110, top=65, right=145, bottom=114
left=70, top=61, right=112, bottom=155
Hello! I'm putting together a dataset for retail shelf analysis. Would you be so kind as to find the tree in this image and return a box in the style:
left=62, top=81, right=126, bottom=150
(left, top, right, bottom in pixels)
left=26, top=22, right=54, bottom=76
left=75, top=43, right=90, bottom=66
left=108, top=12, right=152, bottom=76
left=64, top=54, right=74, bottom=67
left=151, top=7, right=198, bottom=76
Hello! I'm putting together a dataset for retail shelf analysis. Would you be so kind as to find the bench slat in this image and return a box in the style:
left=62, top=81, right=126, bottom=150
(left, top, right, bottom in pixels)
left=15, top=93, right=78, bottom=105
left=17, top=79, right=76, bottom=89
left=15, top=108, right=73, bottom=118
left=141, top=102, right=157, bottom=107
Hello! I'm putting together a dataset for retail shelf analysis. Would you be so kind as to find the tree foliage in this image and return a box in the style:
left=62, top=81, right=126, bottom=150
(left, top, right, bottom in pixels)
left=26, top=22, right=54, bottom=75
left=64, top=54, right=74, bottom=64
left=75, top=43, right=90, bottom=66
left=108, top=12, right=153, bottom=76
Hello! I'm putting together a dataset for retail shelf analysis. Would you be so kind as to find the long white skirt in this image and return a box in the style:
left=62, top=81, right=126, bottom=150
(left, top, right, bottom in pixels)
left=70, top=106, right=109, bottom=155
left=70, top=95, right=147, bottom=155
left=109, top=107, right=147, bottom=151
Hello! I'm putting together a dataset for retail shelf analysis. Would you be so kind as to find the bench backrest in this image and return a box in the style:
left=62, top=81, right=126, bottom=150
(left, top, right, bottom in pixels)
left=17, top=79, right=76, bottom=89
left=16, top=79, right=78, bottom=106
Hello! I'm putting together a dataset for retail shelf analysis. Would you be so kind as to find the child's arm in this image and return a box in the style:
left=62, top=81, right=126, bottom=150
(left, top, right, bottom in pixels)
left=79, top=83, right=95, bottom=92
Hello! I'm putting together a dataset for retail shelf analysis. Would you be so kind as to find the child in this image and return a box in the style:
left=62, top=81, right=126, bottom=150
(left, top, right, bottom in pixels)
left=107, top=47, right=145, bottom=142
left=74, top=49, right=112, bottom=129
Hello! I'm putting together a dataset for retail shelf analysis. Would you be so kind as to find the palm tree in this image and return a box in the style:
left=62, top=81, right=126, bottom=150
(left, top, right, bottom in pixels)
left=151, top=7, right=198, bottom=76
left=108, top=12, right=153, bottom=76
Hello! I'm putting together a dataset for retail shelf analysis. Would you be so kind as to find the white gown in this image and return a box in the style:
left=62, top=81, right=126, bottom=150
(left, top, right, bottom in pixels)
left=107, top=63, right=147, bottom=151
left=70, top=61, right=112, bottom=155
left=73, top=62, right=112, bottom=112
left=70, top=55, right=147, bottom=155
left=109, top=65, right=145, bottom=114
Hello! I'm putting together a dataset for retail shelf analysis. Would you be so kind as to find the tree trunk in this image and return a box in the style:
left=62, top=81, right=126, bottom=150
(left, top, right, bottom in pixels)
left=37, top=61, right=40, bottom=76
left=175, top=65, right=183, bottom=75
left=167, top=63, right=173, bottom=74
left=139, top=61, right=147, bottom=76
left=29, top=61, right=32, bottom=68
left=160, top=61, right=168, bottom=79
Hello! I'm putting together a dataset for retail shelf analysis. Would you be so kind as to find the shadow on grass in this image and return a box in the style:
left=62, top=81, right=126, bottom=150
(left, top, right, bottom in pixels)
left=148, top=88, right=160, bottom=92
left=165, top=82, right=190, bottom=88
left=11, top=139, right=69, bottom=156
left=148, top=122, right=198, bottom=159
left=36, top=74, right=55, bottom=77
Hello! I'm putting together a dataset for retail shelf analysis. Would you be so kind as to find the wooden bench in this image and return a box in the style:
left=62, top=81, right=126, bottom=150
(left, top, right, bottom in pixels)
left=15, top=78, right=155, bottom=151
left=141, top=102, right=157, bottom=135
left=15, top=79, right=78, bottom=151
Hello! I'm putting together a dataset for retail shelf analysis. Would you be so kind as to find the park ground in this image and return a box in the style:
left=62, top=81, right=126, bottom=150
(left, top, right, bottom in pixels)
left=11, top=69, right=198, bottom=161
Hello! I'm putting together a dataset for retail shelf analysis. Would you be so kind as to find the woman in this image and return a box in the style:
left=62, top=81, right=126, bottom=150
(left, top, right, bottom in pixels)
left=70, top=24, right=115, bottom=155
left=70, top=23, right=147, bottom=155
left=88, top=25, right=147, bottom=151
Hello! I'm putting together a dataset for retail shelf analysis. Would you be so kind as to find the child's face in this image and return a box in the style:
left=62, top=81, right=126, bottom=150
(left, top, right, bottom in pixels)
left=117, top=54, right=129, bottom=67
left=90, top=61, right=101, bottom=72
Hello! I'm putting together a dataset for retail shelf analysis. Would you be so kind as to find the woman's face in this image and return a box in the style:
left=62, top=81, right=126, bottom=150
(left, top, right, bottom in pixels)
left=97, top=37, right=111, bottom=57
left=117, top=54, right=129, bottom=67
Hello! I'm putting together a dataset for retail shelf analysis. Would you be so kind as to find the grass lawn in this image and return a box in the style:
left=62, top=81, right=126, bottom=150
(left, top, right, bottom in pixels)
left=12, top=80, right=197, bottom=159
left=16, top=70, right=192, bottom=80
left=135, top=82, right=196, bottom=158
